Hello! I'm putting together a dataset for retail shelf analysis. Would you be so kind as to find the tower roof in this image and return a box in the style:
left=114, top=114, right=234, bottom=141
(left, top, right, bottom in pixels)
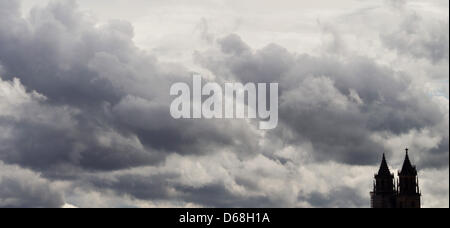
left=377, top=153, right=392, bottom=177
left=399, top=148, right=417, bottom=176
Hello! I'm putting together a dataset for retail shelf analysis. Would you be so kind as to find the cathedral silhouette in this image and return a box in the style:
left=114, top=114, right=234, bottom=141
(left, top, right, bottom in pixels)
left=370, top=148, right=421, bottom=208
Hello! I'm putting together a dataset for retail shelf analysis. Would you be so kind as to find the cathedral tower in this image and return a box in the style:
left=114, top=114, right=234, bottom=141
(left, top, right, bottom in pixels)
left=370, top=149, right=421, bottom=208
left=371, top=154, right=396, bottom=208
left=396, top=148, right=421, bottom=208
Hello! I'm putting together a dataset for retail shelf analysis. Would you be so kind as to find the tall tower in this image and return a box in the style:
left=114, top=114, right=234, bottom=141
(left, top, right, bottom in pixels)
left=396, top=148, right=421, bottom=208
left=371, top=154, right=396, bottom=208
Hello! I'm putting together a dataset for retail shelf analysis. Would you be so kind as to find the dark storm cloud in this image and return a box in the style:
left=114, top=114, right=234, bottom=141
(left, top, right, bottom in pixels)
left=418, top=136, right=449, bottom=169
left=0, top=0, right=123, bottom=107
left=0, top=99, right=162, bottom=175
left=196, top=34, right=445, bottom=165
left=0, top=0, right=258, bottom=175
left=110, top=96, right=258, bottom=156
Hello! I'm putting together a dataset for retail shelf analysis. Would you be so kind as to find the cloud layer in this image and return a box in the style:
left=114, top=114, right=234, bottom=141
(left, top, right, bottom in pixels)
left=0, top=0, right=448, bottom=208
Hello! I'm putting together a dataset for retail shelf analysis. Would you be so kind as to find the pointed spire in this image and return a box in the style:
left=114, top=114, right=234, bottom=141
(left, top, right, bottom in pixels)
left=400, top=148, right=417, bottom=176
left=377, top=153, right=392, bottom=177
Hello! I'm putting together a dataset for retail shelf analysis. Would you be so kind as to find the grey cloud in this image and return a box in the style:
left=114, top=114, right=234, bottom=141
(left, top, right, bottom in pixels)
left=381, top=13, right=449, bottom=63
left=199, top=36, right=295, bottom=84
left=419, top=136, right=449, bottom=169
left=1, top=0, right=126, bottom=107
left=110, top=95, right=258, bottom=156
left=0, top=0, right=259, bottom=176
left=0, top=163, right=64, bottom=208
left=218, top=34, right=251, bottom=55
left=81, top=172, right=279, bottom=208
left=0, top=115, right=162, bottom=175
left=298, top=186, right=367, bottom=208
left=83, top=173, right=177, bottom=201
left=0, top=0, right=447, bottom=208
left=196, top=34, right=444, bottom=165
left=176, top=184, right=276, bottom=208
left=0, top=176, right=63, bottom=208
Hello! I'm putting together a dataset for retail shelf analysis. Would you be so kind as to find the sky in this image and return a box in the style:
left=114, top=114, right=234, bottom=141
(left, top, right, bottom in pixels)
left=0, top=0, right=448, bottom=208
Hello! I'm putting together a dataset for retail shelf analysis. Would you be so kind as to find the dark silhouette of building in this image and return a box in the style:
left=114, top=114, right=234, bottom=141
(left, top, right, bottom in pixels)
left=371, top=153, right=396, bottom=208
left=370, top=148, right=421, bottom=208
left=396, top=149, right=421, bottom=208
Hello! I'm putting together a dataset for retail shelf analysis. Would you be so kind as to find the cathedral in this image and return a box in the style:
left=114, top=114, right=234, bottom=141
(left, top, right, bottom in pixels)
left=370, top=149, right=421, bottom=208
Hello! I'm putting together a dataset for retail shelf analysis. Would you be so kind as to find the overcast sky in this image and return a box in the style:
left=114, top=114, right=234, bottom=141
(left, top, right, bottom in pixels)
left=0, top=0, right=448, bottom=208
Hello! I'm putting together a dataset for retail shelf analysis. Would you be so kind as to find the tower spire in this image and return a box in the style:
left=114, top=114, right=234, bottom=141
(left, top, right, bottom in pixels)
left=397, top=148, right=421, bottom=208
left=377, top=153, right=392, bottom=176
left=371, top=149, right=421, bottom=208
left=400, top=148, right=417, bottom=176
left=371, top=153, right=395, bottom=208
